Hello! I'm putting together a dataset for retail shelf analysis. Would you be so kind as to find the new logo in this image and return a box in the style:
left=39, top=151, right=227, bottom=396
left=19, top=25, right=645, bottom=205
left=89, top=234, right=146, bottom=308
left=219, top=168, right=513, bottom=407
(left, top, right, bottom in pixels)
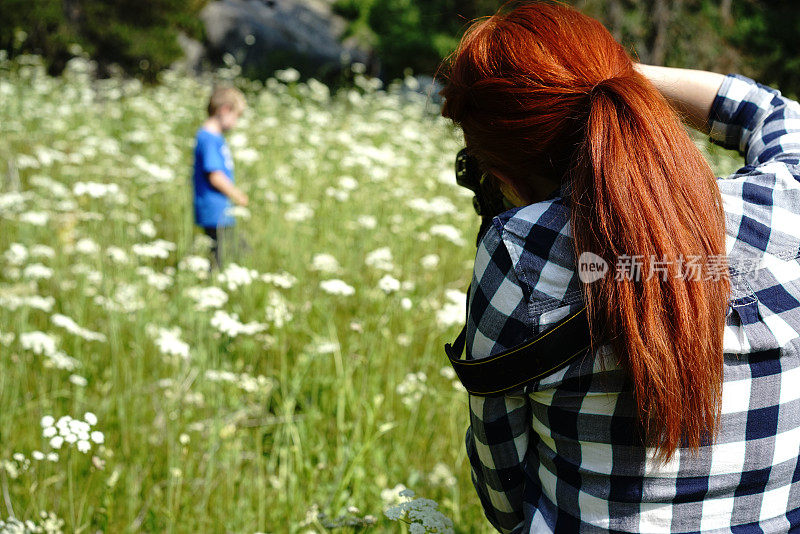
left=577, top=251, right=608, bottom=284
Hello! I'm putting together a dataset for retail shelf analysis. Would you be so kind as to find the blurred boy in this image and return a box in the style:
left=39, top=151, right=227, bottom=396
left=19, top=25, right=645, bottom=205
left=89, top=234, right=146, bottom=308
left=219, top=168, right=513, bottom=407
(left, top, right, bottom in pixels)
left=192, top=85, right=249, bottom=268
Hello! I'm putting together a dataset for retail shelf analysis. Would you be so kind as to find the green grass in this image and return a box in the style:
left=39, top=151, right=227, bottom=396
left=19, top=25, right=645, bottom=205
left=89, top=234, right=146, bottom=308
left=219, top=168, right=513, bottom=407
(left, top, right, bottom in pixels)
left=0, top=55, right=742, bottom=533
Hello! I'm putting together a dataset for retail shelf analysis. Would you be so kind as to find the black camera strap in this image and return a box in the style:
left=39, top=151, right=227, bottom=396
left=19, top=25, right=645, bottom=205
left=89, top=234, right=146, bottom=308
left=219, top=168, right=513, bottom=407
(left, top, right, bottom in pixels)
left=444, top=287, right=593, bottom=396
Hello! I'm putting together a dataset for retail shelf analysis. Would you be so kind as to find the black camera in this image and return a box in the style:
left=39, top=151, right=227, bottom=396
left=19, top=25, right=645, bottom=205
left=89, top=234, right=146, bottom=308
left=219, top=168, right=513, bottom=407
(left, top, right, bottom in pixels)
left=455, top=148, right=511, bottom=245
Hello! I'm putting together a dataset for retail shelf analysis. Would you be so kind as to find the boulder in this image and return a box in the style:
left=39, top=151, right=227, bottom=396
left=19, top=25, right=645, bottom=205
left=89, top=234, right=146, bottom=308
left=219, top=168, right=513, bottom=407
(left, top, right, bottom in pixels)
left=175, top=32, right=206, bottom=75
left=200, top=0, right=370, bottom=82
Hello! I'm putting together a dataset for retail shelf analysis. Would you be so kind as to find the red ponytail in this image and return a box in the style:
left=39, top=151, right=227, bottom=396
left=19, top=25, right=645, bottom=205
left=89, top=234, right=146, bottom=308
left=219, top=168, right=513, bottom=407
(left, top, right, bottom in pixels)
left=441, top=1, right=730, bottom=462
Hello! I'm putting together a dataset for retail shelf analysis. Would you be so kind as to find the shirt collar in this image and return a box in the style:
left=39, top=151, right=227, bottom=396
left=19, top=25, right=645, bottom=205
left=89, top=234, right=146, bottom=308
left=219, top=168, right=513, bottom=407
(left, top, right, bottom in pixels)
left=545, top=180, right=568, bottom=201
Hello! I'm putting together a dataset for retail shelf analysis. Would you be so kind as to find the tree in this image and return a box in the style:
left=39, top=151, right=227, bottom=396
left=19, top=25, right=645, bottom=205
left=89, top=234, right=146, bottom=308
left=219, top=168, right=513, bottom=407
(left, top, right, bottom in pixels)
left=0, top=0, right=77, bottom=76
left=0, top=0, right=207, bottom=81
left=724, top=0, right=800, bottom=96
left=335, top=0, right=503, bottom=80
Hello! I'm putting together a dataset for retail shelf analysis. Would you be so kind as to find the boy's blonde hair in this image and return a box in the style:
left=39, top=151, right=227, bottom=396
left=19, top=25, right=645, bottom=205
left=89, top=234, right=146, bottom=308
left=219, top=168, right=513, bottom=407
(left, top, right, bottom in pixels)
left=207, top=85, right=246, bottom=116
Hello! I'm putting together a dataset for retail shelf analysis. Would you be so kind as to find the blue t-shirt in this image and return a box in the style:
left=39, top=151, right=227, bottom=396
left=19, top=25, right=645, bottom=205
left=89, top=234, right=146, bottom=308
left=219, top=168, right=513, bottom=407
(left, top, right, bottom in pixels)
left=192, top=128, right=235, bottom=228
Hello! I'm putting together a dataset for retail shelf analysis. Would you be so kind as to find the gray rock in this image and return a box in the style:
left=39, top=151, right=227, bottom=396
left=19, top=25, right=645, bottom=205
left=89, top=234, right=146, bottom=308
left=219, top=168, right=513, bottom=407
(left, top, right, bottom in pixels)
left=174, top=32, right=205, bottom=75
left=200, top=0, right=370, bottom=81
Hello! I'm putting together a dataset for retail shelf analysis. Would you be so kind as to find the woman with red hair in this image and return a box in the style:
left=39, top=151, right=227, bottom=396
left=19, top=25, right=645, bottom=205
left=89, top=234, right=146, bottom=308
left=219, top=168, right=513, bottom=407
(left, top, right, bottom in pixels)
left=441, top=1, right=800, bottom=532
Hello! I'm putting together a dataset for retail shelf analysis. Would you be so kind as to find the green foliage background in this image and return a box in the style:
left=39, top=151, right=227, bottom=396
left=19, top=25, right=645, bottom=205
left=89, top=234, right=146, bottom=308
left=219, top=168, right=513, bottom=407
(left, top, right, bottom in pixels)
left=0, top=0, right=207, bottom=81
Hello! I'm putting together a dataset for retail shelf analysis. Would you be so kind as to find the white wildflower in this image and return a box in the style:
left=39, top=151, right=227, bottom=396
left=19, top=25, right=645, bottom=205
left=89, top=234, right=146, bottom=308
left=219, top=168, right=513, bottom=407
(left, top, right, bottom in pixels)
left=186, top=286, right=228, bottom=311
left=20, top=331, right=58, bottom=356
left=205, top=369, right=275, bottom=394
left=311, top=253, right=340, bottom=273
left=439, top=367, right=456, bottom=380
left=132, top=155, right=176, bottom=183
left=261, top=271, right=297, bottom=288
left=285, top=202, right=314, bottom=222
left=236, top=147, right=259, bottom=164
left=428, top=462, right=457, bottom=487
left=0, top=331, right=13, bottom=346
left=325, top=186, right=349, bottom=201
left=264, top=290, right=293, bottom=328
left=365, top=247, right=394, bottom=271
left=275, top=67, right=300, bottom=83
left=43, top=413, right=100, bottom=454
left=136, top=266, right=173, bottom=290
left=132, top=239, right=176, bottom=259
left=383, top=489, right=454, bottom=534
left=307, top=339, right=339, bottom=355
left=69, top=374, right=88, bottom=387
left=436, top=289, right=466, bottom=328
left=217, top=263, right=259, bottom=290
left=420, top=254, right=440, bottom=270
left=210, top=310, right=267, bottom=337
left=356, top=214, right=377, bottom=229
left=93, top=284, right=145, bottom=314
left=74, top=238, right=100, bottom=254
left=148, top=326, right=190, bottom=360
left=319, top=279, right=355, bottom=296
left=19, top=210, right=49, bottom=226
left=0, top=512, right=65, bottom=533
left=429, top=224, right=466, bottom=246
left=106, top=246, right=129, bottom=264
left=73, top=181, right=120, bottom=198
left=22, top=263, right=53, bottom=280
left=0, top=294, right=55, bottom=312
left=30, top=244, right=55, bottom=258
left=51, top=314, right=106, bottom=342
left=179, top=255, right=211, bottom=276
left=138, top=219, right=157, bottom=238
left=4, top=243, right=29, bottom=265
left=378, top=274, right=401, bottom=293
left=0, top=191, right=26, bottom=212
left=339, top=176, right=358, bottom=190
left=43, top=351, right=80, bottom=371
left=407, top=196, right=457, bottom=215
left=381, top=484, right=411, bottom=507
left=396, top=372, right=428, bottom=408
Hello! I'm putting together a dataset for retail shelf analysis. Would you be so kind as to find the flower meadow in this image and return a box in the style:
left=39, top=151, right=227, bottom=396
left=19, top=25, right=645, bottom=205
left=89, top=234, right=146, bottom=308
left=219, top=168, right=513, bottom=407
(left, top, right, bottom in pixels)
left=0, top=54, right=741, bottom=533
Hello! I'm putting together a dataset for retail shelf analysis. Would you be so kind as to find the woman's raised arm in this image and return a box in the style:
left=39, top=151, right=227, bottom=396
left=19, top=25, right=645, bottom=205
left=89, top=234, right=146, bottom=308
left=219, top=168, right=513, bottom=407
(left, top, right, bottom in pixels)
left=634, top=63, right=726, bottom=133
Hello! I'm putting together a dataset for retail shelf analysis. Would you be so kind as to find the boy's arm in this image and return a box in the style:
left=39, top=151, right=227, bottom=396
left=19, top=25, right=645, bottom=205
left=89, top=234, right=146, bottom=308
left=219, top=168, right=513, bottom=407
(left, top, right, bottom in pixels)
left=208, top=170, right=249, bottom=207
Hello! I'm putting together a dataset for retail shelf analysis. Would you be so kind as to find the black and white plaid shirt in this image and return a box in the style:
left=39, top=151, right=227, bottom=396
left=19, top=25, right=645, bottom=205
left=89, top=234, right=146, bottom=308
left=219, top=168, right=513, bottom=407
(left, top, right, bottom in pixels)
left=463, top=73, right=800, bottom=533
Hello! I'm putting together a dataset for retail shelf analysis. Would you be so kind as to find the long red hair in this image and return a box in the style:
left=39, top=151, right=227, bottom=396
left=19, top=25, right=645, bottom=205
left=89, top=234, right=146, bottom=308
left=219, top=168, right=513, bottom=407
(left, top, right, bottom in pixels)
left=441, top=1, right=731, bottom=462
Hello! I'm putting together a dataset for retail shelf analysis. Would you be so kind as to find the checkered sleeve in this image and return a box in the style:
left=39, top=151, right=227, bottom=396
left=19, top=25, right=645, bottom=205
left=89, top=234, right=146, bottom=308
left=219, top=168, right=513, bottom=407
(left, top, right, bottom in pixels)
left=708, top=73, right=800, bottom=166
left=464, top=222, right=532, bottom=533
left=465, top=220, right=532, bottom=359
